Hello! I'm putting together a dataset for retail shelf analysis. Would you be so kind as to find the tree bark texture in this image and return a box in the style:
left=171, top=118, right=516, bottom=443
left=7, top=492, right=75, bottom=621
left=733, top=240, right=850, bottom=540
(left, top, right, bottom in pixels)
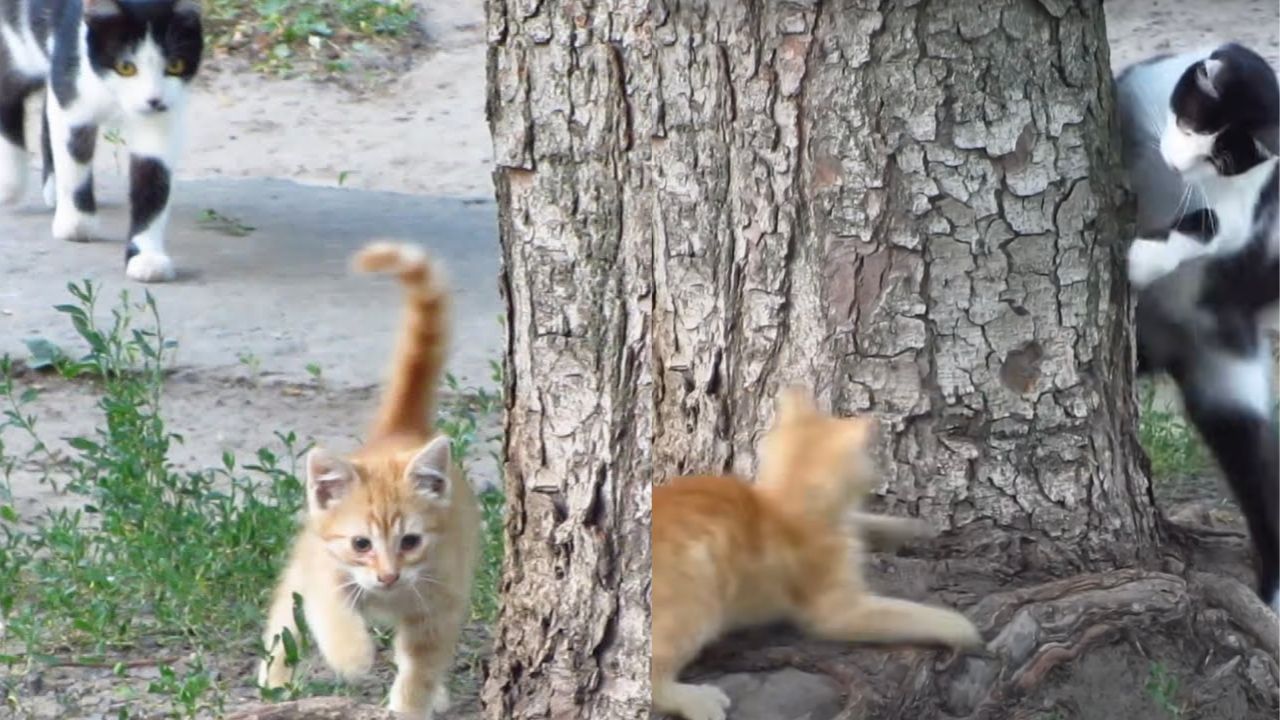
left=486, top=0, right=1277, bottom=719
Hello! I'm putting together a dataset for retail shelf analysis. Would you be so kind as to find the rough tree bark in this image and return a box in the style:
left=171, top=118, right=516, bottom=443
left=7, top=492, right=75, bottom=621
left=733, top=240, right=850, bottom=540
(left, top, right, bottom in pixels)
left=486, top=0, right=1278, bottom=719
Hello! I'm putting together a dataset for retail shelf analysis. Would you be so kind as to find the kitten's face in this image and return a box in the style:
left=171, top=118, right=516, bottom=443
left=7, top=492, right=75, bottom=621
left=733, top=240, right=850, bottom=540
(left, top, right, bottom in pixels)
left=1160, top=43, right=1278, bottom=179
left=83, top=0, right=203, bottom=116
left=757, top=387, right=878, bottom=510
left=304, top=437, right=454, bottom=595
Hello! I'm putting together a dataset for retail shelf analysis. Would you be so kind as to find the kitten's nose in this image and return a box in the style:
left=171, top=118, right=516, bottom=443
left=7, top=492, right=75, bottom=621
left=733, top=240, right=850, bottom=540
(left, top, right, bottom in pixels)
left=147, top=97, right=168, bottom=112
left=377, top=571, right=400, bottom=587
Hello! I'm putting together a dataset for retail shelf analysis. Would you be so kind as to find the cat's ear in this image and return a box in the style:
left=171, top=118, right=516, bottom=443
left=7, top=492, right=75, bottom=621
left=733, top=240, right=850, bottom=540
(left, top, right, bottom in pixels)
left=406, top=435, right=452, bottom=502
left=1197, top=58, right=1224, bottom=99
left=305, top=447, right=357, bottom=512
left=774, top=385, right=815, bottom=425
left=173, top=0, right=203, bottom=17
left=83, top=0, right=122, bottom=20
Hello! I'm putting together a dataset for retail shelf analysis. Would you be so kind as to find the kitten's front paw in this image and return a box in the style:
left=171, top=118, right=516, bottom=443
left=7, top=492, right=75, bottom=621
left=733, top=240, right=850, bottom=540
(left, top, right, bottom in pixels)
left=126, top=252, right=176, bottom=283
left=668, top=683, right=731, bottom=720
left=42, top=177, right=56, bottom=208
left=322, top=632, right=375, bottom=679
left=51, top=208, right=97, bottom=243
left=257, top=655, right=294, bottom=689
left=1127, top=238, right=1177, bottom=290
left=0, top=172, right=26, bottom=206
left=432, top=684, right=451, bottom=713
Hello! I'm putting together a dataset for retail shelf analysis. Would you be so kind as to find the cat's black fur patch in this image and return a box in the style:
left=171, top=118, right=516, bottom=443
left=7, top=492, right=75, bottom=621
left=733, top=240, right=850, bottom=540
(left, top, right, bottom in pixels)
left=128, top=154, right=167, bottom=234
left=67, top=123, right=95, bottom=164
left=72, top=172, right=94, bottom=213
left=1170, top=43, right=1280, bottom=176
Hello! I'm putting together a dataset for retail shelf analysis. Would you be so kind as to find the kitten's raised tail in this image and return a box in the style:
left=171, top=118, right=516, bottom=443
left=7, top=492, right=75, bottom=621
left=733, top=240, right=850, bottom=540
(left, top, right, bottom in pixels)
left=353, top=241, right=449, bottom=441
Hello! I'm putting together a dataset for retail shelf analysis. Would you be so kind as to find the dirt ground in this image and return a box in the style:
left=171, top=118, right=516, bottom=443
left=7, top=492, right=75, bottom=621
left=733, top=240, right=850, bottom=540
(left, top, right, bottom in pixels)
left=0, top=0, right=1277, bottom=719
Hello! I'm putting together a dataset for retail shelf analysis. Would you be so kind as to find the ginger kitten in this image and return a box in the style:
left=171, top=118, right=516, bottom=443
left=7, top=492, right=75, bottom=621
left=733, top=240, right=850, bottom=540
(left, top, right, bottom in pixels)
left=651, top=388, right=983, bottom=720
left=258, top=242, right=480, bottom=718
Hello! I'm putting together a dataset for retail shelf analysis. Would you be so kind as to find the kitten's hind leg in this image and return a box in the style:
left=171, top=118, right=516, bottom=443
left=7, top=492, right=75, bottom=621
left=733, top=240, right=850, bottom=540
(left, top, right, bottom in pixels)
left=652, top=679, right=731, bottom=720
left=122, top=113, right=180, bottom=282
left=800, top=593, right=983, bottom=650
left=45, top=96, right=98, bottom=242
left=0, top=97, right=29, bottom=205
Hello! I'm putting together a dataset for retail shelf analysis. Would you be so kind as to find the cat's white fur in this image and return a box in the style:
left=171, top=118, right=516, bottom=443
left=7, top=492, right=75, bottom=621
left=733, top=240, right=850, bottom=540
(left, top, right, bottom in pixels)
left=1128, top=158, right=1279, bottom=289
left=0, top=13, right=189, bottom=282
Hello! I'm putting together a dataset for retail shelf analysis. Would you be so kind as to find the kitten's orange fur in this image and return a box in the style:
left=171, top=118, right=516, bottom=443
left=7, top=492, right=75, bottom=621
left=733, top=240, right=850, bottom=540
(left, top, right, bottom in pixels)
left=651, top=388, right=983, bottom=720
left=258, top=242, right=480, bottom=719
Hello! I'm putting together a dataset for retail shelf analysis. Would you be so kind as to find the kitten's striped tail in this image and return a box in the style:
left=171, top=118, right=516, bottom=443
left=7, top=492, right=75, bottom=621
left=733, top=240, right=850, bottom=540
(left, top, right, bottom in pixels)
left=353, top=241, right=449, bottom=441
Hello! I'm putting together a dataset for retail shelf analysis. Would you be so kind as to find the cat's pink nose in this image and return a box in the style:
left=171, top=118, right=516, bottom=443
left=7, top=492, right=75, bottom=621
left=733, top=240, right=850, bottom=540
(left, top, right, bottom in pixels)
left=377, top=572, right=400, bottom=586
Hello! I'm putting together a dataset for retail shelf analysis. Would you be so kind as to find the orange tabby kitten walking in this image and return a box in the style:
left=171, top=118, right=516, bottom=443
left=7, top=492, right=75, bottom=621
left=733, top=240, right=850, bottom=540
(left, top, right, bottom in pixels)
left=651, top=388, right=983, bottom=720
left=258, top=242, right=480, bottom=719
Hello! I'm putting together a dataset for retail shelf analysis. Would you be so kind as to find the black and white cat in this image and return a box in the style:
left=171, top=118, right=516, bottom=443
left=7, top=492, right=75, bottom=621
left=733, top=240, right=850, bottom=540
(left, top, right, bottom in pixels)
left=1117, top=42, right=1280, bottom=611
left=0, top=0, right=202, bottom=282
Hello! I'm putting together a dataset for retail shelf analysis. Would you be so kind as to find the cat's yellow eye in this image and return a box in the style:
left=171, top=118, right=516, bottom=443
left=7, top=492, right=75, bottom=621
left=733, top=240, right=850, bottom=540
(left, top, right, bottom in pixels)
left=114, top=60, right=137, bottom=77
left=165, top=59, right=186, bottom=76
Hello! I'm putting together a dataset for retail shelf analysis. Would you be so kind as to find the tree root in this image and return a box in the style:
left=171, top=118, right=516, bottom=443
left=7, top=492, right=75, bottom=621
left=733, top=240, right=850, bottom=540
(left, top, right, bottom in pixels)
left=686, top=565, right=1279, bottom=720
left=224, top=697, right=400, bottom=720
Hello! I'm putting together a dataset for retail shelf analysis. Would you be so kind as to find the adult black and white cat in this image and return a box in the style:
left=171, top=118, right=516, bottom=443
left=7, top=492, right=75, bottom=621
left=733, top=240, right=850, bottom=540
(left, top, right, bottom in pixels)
left=1117, top=42, right=1280, bottom=611
left=0, top=0, right=202, bottom=282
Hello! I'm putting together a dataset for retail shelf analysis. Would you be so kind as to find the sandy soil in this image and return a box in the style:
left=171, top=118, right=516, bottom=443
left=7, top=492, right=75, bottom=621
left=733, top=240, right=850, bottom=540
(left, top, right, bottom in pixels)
left=1, top=1, right=1277, bottom=718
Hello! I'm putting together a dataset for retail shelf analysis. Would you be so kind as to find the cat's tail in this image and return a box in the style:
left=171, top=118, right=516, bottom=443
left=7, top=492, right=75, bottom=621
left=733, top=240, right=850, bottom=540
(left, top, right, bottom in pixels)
left=353, top=241, right=449, bottom=441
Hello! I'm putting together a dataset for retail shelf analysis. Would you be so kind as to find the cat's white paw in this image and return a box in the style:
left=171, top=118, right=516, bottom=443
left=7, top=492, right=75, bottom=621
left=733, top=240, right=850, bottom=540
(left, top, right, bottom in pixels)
left=1127, top=238, right=1179, bottom=290
left=668, top=683, right=731, bottom=720
left=126, top=252, right=177, bottom=283
left=0, top=164, right=26, bottom=207
left=51, top=208, right=97, bottom=242
left=42, top=177, right=56, bottom=208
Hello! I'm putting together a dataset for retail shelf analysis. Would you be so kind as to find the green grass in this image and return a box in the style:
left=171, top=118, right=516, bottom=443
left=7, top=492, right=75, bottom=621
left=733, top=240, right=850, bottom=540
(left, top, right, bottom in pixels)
left=1145, top=661, right=1184, bottom=718
left=205, top=0, right=419, bottom=76
left=0, top=281, right=505, bottom=716
left=1136, top=381, right=1209, bottom=484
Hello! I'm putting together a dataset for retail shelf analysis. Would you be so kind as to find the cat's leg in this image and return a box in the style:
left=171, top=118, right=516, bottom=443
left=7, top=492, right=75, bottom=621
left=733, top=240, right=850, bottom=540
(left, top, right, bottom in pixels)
left=0, top=91, right=31, bottom=205
left=1128, top=231, right=1212, bottom=290
left=651, top=606, right=730, bottom=720
left=849, top=511, right=935, bottom=551
left=40, top=102, right=55, bottom=208
left=121, top=111, right=181, bottom=282
left=388, top=613, right=462, bottom=718
left=258, top=577, right=374, bottom=688
left=799, top=592, right=983, bottom=649
left=44, top=94, right=99, bottom=242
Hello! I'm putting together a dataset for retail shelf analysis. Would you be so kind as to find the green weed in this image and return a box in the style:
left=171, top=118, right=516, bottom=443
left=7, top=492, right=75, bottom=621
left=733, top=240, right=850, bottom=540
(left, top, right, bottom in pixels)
left=1137, top=381, right=1209, bottom=483
left=0, top=281, right=506, bottom=714
left=205, top=0, right=418, bottom=77
left=1145, top=661, right=1184, bottom=718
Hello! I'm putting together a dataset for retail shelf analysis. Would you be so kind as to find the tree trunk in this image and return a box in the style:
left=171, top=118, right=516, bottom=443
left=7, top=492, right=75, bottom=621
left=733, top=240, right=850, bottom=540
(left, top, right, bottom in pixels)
left=485, top=0, right=1278, bottom=718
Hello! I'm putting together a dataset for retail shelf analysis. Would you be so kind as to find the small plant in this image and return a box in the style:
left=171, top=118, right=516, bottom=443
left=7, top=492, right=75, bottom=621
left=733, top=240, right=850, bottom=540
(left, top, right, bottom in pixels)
left=198, top=208, right=255, bottom=237
left=238, top=350, right=263, bottom=385
left=1137, top=382, right=1208, bottom=483
left=1146, top=661, right=1183, bottom=718
left=305, top=362, right=324, bottom=388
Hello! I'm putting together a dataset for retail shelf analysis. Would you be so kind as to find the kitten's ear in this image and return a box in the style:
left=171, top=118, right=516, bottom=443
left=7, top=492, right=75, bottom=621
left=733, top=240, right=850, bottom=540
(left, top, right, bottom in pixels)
left=1197, top=58, right=1224, bottom=99
left=406, top=436, right=452, bottom=502
left=306, top=447, right=357, bottom=512
left=83, top=0, right=122, bottom=20
left=774, top=385, right=815, bottom=425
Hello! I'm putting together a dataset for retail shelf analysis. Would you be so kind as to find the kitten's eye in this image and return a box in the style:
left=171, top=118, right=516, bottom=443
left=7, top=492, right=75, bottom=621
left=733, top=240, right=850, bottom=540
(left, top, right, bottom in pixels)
left=351, top=537, right=372, bottom=553
left=400, top=534, right=422, bottom=552
left=115, top=60, right=137, bottom=77
left=166, top=59, right=186, bottom=75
